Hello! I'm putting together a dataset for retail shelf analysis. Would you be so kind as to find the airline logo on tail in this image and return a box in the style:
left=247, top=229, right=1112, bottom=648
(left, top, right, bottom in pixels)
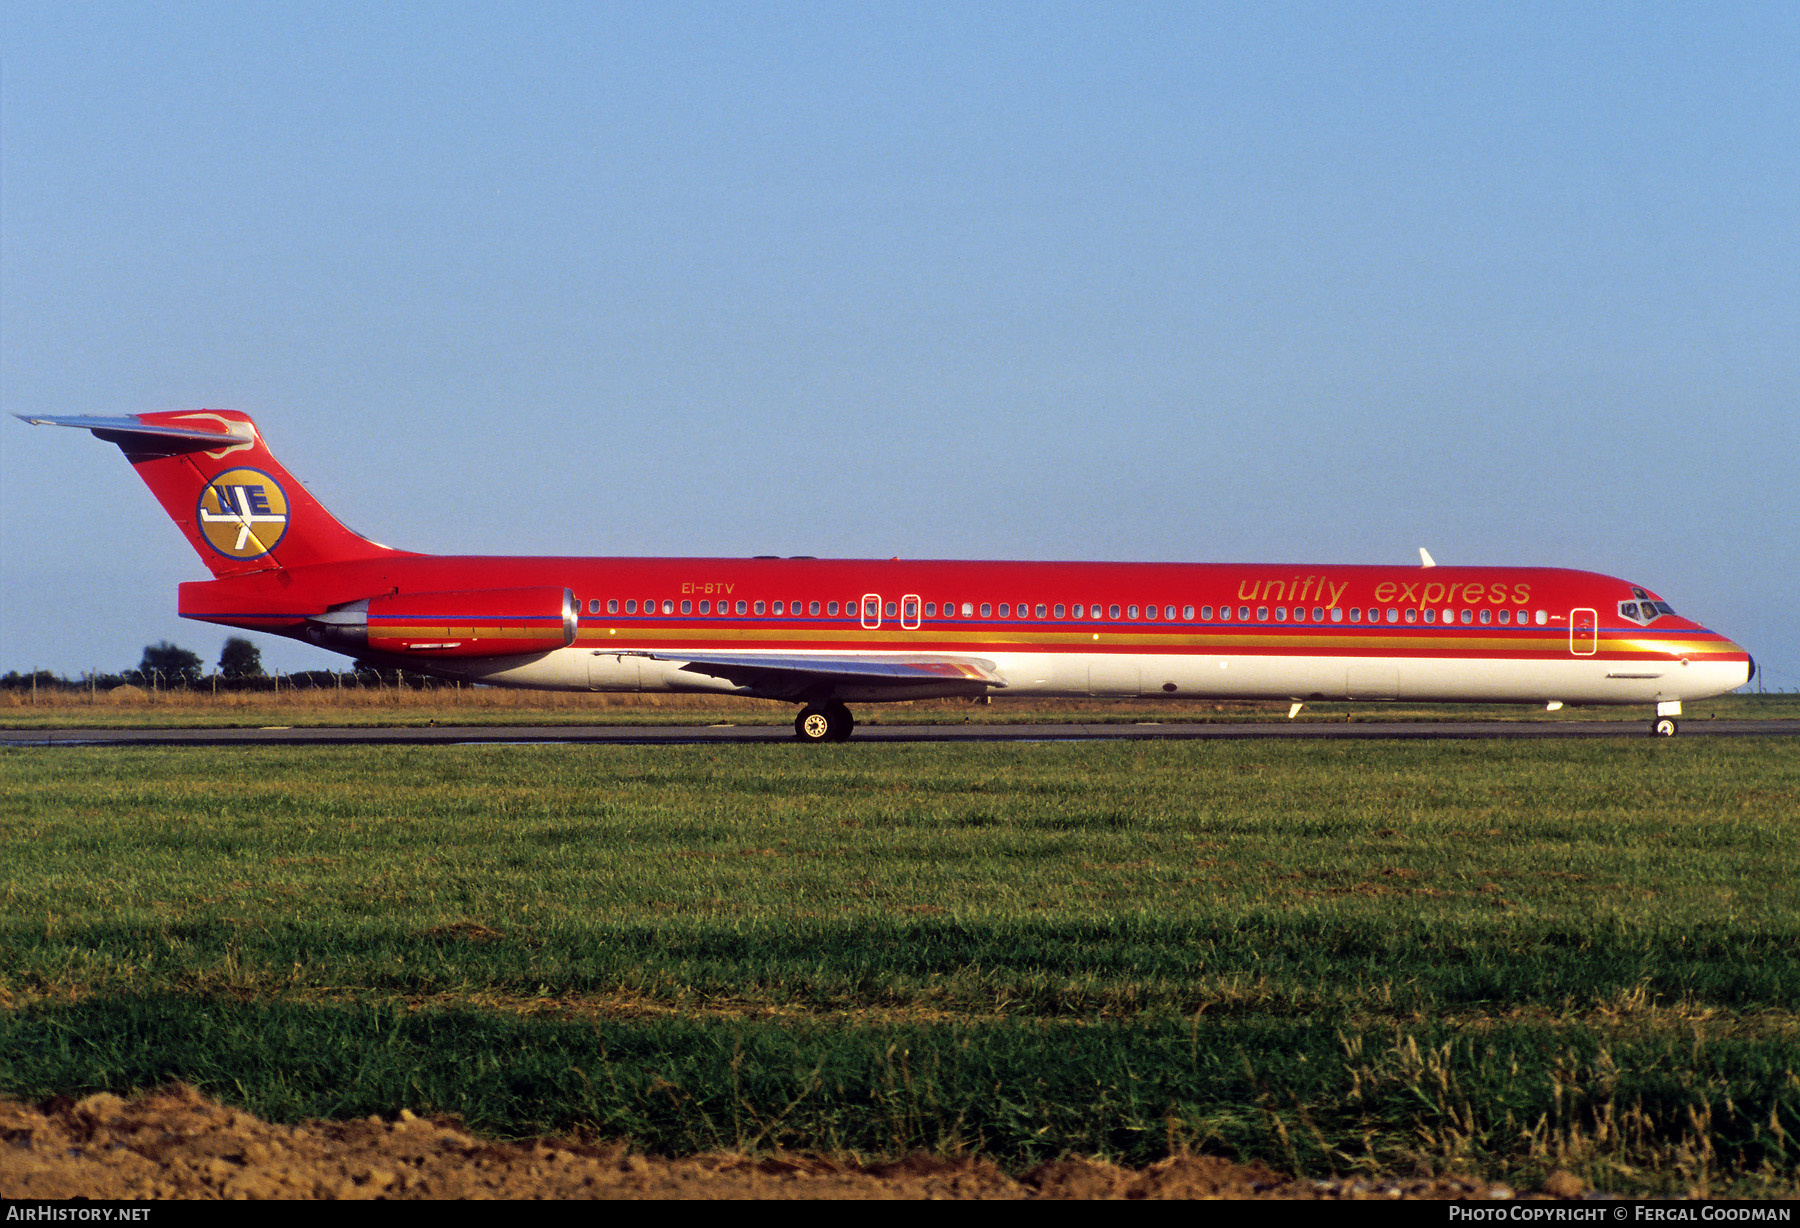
left=197, top=468, right=289, bottom=560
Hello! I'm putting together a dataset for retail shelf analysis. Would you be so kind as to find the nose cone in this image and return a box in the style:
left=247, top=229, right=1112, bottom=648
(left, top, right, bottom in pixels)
left=1715, top=641, right=1754, bottom=691
left=1679, top=630, right=1755, bottom=697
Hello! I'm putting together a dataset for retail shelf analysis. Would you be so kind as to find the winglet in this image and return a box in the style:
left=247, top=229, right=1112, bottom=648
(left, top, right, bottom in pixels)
left=1419, top=547, right=1437, bottom=568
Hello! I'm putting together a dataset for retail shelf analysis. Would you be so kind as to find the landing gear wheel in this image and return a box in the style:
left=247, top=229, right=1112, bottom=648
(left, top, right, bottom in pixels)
left=795, top=703, right=856, bottom=743
left=829, top=703, right=856, bottom=742
left=1651, top=717, right=1679, bottom=737
left=796, top=706, right=833, bottom=743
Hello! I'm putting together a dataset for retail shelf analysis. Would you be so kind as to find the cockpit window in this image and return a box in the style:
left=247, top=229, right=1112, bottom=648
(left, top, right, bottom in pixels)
left=1619, top=597, right=1676, bottom=625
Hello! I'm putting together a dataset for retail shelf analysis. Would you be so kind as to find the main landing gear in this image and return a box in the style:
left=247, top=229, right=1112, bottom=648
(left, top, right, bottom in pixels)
left=795, top=701, right=855, bottom=743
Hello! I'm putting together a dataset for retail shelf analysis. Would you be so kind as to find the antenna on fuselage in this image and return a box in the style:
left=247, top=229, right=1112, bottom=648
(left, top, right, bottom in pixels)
left=1419, top=547, right=1437, bottom=568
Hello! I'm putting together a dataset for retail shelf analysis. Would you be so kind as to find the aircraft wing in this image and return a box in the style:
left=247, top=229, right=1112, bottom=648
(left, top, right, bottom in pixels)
left=626, top=650, right=1008, bottom=697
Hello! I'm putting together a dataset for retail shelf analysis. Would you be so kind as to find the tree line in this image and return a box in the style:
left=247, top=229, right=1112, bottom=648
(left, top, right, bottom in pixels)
left=3, top=638, right=458, bottom=691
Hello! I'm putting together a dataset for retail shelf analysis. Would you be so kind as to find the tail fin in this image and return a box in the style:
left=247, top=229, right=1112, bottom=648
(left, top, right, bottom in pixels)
left=16, top=410, right=403, bottom=577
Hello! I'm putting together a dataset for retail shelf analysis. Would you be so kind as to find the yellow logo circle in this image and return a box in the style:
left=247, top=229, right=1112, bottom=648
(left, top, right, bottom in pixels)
left=197, top=468, right=289, bottom=559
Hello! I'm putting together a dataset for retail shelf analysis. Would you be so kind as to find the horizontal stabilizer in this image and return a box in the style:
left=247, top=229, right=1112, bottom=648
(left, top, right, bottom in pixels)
left=15, top=414, right=253, bottom=451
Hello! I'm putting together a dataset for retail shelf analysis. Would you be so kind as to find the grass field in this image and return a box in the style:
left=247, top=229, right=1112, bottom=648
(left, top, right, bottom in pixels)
left=3, top=737, right=1798, bottom=1196
left=3, top=684, right=1797, bottom=729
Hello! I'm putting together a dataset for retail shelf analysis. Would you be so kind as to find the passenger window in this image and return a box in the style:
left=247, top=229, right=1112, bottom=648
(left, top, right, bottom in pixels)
left=587, top=599, right=599, bottom=615
left=607, top=599, right=619, bottom=614
left=980, top=603, right=991, bottom=617
left=962, top=603, right=974, bottom=617
left=773, top=601, right=784, bottom=615
left=1460, top=608, right=1472, bottom=624
left=1275, top=606, right=1288, bottom=622
left=1535, top=610, right=1546, bottom=625
left=925, top=602, right=936, bottom=617
left=1199, top=605, right=1211, bottom=621
left=1127, top=605, right=1139, bottom=619
left=662, top=600, right=674, bottom=615
left=1312, top=607, right=1324, bottom=622
left=1348, top=608, right=1360, bottom=622
left=885, top=601, right=897, bottom=618
left=1256, top=606, right=1268, bottom=621
left=626, top=600, right=637, bottom=614
left=827, top=601, right=839, bottom=616
left=998, top=604, right=1010, bottom=618
left=1238, top=606, right=1250, bottom=621
left=1054, top=604, right=1066, bottom=618
left=1107, top=604, right=1120, bottom=620
left=810, top=601, right=821, bottom=616
left=700, top=600, right=711, bottom=614
left=1330, top=607, right=1343, bottom=623
left=1386, top=608, right=1399, bottom=623
left=679, top=600, right=691, bottom=614
left=1497, top=609, right=1509, bottom=624
left=1479, top=608, right=1490, bottom=625
left=735, top=600, right=746, bottom=615
left=1423, top=608, right=1436, bottom=624
left=1036, top=604, right=1047, bottom=618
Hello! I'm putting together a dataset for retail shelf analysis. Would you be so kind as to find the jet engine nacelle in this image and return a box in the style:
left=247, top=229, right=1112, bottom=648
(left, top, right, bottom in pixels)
left=308, top=587, right=576, bottom=657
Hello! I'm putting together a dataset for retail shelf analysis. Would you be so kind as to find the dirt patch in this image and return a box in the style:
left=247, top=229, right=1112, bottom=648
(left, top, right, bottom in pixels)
left=1, top=1085, right=1562, bottom=1200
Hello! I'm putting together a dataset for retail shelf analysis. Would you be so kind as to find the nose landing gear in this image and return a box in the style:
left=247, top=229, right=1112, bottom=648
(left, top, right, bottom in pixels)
left=795, top=701, right=856, bottom=743
left=1650, top=700, right=1682, bottom=737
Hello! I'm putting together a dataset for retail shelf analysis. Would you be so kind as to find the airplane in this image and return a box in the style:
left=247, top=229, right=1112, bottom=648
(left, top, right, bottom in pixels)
left=17, top=410, right=1754, bottom=740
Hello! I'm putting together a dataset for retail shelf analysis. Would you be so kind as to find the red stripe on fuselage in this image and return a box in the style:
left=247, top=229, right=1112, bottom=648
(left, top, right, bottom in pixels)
left=177, top=559, right=1744, bottom=666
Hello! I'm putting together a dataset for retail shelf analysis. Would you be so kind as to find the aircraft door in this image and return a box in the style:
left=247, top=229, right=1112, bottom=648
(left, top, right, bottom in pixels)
left=1569, top=608, right=1597, bottom=656
left=901, top=594, right=921, bottom=630
left=861, top=593, right=881, bottom=630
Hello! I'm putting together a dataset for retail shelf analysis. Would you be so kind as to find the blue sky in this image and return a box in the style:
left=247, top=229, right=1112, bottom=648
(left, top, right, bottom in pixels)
left=3, top=2, right=1795, bottom=686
